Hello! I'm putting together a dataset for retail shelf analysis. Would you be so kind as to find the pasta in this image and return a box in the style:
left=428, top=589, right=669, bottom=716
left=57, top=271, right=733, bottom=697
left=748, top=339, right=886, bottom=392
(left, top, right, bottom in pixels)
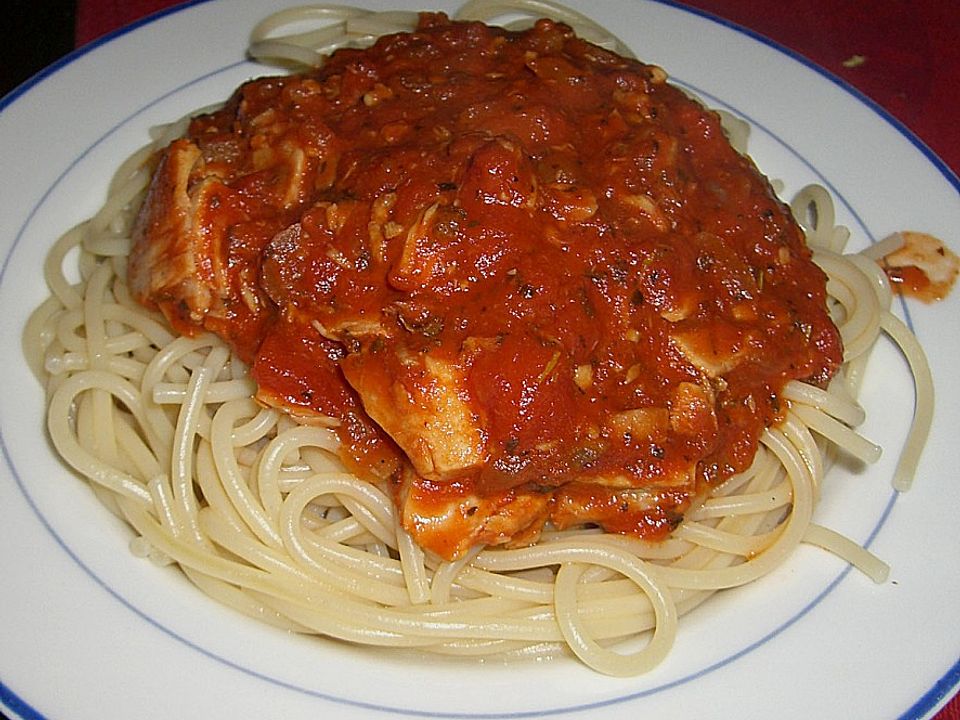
left=23, top=0, right=932, bottom=677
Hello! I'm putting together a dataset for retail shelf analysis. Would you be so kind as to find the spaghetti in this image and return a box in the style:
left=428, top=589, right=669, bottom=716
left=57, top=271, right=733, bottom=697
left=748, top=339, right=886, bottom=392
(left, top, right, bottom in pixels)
left=23, top=1, right=931, bottom=677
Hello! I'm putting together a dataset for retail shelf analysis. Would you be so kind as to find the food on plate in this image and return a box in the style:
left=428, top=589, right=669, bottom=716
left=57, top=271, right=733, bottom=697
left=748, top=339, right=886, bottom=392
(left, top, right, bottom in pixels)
left=130, top=8, right=843, bottom=560
left=25, top=0, right=932, bottom=676
left=877, top=231, right=959, bottom=303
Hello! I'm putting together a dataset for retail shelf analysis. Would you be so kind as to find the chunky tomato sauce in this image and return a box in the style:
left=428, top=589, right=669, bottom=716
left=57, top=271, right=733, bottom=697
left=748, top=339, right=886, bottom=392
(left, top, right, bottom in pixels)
left=130, top=15, right=842, bottom=558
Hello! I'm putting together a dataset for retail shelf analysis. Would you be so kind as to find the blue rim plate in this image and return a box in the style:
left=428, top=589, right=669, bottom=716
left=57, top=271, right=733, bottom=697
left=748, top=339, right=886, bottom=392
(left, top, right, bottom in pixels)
left=2, top=2, right=958, bottom=718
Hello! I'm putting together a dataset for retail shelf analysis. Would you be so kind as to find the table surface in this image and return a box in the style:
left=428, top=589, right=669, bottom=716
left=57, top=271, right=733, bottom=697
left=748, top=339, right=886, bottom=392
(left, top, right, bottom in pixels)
left=2, top=0, right=958, bottom=718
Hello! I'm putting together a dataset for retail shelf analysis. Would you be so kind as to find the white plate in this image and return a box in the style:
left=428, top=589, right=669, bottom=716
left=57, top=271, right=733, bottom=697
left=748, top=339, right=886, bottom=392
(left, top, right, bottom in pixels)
left=1, top=1, right=958, bottom=718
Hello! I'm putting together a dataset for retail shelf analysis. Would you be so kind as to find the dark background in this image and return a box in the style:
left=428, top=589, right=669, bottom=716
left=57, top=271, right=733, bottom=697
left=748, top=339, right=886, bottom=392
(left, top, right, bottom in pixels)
left=1, top=2, right=77, bottom=97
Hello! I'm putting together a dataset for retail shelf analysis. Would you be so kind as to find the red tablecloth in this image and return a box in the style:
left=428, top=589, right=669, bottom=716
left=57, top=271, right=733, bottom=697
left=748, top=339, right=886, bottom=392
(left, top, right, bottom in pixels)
left=72, top=1, right=960, bottom=719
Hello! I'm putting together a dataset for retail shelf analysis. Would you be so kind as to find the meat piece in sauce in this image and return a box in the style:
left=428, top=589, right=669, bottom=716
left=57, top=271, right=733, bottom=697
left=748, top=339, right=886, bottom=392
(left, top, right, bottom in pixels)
left=129, top=15, right=842, bottom=559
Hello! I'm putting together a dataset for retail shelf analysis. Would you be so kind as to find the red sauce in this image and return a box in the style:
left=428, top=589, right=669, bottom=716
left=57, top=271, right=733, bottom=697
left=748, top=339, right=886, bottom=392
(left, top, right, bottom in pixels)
left=882, top=231, right=958, bottom=303
left=130, top=15, right=842, bottom=558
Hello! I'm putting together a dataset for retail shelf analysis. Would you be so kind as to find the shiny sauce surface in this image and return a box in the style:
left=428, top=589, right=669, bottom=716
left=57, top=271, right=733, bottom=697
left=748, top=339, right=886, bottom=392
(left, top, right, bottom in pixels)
left=130, top=15, right=842, bottom=558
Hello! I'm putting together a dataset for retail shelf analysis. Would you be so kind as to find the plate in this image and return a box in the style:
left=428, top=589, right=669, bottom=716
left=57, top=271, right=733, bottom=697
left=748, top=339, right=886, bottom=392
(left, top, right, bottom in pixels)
left=1, top=1, right=958, bottom=718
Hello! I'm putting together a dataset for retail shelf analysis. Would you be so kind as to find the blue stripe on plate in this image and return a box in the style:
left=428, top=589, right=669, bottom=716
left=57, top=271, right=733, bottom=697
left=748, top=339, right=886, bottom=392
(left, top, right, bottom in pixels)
left=1, top=1, right=957, bottom=718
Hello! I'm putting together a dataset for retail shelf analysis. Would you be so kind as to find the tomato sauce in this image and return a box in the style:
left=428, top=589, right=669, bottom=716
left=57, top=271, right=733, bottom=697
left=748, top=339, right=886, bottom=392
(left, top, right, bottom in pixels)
left=130, top=15, right=843, bottom=557
left=882, top=231, right=958, bottom=303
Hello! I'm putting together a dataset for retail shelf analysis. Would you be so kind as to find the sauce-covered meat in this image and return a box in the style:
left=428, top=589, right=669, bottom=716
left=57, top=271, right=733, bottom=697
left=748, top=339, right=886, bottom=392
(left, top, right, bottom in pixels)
left=130, top=14, right=842, bottom=559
